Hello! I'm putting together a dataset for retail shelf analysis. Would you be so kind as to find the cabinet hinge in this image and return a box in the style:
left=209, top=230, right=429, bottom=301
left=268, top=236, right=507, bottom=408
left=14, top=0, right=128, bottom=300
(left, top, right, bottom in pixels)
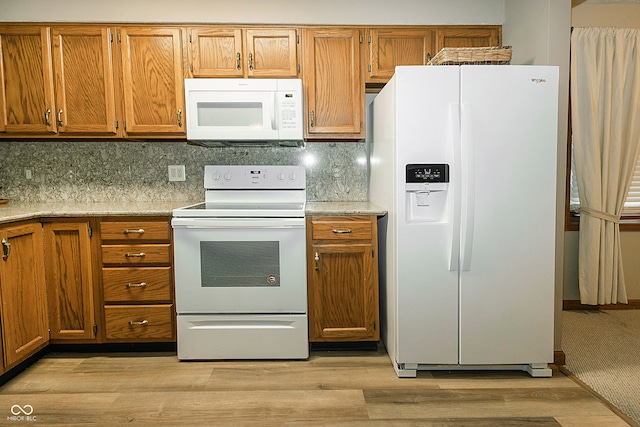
left=115, top=120, right=118, bottom=130
left=359, top=34, right=363, bottom=43
left=123, top=121, right=127, bottom=130
left=88, top=226, right=93, bottom=238
left=368, top=64, right=371, bottom=72
left=117, top=33, right=121, bottom=43
left=372, top=248, right=375, bottom=258
left=189, top=33, right=192, bottom=43
left=190, top=63, right=193, bottom=72
left=368, top=35, right=371, bottom=44
left=93, top=324, right=98, bottom=335
left=297, top=64, right=300, bottom=73
left=110, top=33, right=113, bottom=43
left=296, top=34, right=300, bottom=44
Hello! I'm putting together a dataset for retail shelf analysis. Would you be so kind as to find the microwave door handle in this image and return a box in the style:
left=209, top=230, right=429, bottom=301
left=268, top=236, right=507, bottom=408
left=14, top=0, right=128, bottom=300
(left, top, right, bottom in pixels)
left=271, top=92, right=277, bottom=130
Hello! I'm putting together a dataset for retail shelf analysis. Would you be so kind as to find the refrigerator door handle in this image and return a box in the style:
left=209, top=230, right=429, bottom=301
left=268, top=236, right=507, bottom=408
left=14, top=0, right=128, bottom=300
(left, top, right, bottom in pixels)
left=460, top=103, right=475, bottom=271
left=449, top=103, right=461, bottom=272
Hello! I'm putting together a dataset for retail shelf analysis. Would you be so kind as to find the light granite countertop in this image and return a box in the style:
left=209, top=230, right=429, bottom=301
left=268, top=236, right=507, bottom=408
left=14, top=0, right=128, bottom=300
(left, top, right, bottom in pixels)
left=0, top=200, right=386, bottom=225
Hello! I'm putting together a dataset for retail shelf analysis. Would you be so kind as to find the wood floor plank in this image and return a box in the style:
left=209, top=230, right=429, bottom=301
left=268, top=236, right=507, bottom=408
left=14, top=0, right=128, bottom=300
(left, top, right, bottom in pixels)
left=364, top=388, right=620, bottom=420
left=555, top=415, right=632, bottom=427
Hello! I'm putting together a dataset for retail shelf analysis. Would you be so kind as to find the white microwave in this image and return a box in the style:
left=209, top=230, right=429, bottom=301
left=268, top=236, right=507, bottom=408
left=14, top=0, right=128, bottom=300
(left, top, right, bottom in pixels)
left=184, top=78, right=303, bottom=146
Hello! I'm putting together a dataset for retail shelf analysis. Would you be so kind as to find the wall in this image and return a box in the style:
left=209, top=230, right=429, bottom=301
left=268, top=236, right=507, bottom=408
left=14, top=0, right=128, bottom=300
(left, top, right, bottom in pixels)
left=563, top=1, right=640, bottom=301
left=0, top=0, right=505, bottom=25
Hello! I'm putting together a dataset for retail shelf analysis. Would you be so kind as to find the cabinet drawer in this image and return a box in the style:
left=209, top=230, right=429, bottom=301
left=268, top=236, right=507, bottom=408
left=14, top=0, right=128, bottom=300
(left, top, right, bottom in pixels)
left=100, top=221, right=170, bottom=241
left=101, top=244, right=171, bottom=265
left=103, top=267, right=172, bottom=302
left=311, top=217, right=373, bottom=240
left=104, top=305, right=174, bottom=340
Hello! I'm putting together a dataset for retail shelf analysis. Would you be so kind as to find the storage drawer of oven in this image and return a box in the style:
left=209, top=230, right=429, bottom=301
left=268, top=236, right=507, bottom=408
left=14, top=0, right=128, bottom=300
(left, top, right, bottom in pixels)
left=104, top=305, right=174, bottom=340
left=101, top=221, right=170, bottom=242
left=311, top=217, right=373, bottom=240
left=103, top=267, right=172, bottom=302
left=101, top=244, right=171, bottom=265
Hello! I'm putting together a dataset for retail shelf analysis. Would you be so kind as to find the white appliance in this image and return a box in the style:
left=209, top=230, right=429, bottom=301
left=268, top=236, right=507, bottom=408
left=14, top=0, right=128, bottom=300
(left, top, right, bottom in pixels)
left=369, top=65, right=559, bottom=378
left=172, top=165, right=308, bottom=360
left=184, top=78, right=303, bottom=146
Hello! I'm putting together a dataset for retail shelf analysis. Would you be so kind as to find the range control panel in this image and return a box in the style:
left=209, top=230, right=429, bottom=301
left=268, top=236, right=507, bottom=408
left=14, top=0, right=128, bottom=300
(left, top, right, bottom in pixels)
left=204, top=165, right=306, bottom=190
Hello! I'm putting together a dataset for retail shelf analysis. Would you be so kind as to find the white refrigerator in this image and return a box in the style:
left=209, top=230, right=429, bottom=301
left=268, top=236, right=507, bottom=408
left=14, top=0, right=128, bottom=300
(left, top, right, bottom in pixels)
left=369, top=65, right=558, bottom=378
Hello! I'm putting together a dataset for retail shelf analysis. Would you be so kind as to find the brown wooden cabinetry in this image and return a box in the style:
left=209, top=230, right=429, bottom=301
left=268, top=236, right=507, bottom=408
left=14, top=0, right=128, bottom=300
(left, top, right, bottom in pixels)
left=0, top=23, right=187, bottom=139
left=44, top=220, right=98, bottom=342
left=99, top=218, right=175, bottom=342
left=189, top=27, right=299, bottom=78
left=366, top=27, right=434, bottom=84
left=306, top=215, right=379, bottom=342
left=119, top=27, right=187, bottom=137
left=302, top=28, right=365, bottom=140
left=0, top=25, right=55, bottom=135
left=0, top=222, right=49, bottom=368
left=52, top=26, right=118, bottom=136
left=436, top=26, right=501, bottom=50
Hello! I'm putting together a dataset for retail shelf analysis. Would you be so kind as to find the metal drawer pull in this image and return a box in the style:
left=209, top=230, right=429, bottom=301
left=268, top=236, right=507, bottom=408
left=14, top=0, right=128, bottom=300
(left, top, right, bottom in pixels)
left=2, top=238, right=10, bottom=261
left=124, top=229, right=145, bottom=234
left=314, top=251, right=319, bottom=270
left=57, top=109, right=64, bottom=126
left=125, top=252, right=146, bottom=258
left=44, top=109, right=52, bottom=126
left=126, top=282, right=147, bottom=288
left=332, top=229, right=353, bottom=234
left=129, top=320, right=149, bottom=326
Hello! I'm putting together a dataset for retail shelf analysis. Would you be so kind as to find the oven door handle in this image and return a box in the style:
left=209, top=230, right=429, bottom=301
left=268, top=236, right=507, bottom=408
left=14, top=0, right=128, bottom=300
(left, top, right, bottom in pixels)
left=171, top=217, right=305, bottom=228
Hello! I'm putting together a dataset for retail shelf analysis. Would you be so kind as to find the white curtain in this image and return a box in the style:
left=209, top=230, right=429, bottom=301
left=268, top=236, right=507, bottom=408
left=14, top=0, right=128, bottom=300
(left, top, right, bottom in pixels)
left=571, top=27, right=640, bottom=305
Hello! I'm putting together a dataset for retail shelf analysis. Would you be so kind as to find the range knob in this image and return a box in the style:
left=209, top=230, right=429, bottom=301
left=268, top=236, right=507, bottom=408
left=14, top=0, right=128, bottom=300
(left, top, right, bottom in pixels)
left=277, top=172, right=286, bottom=181
left=224, top=171, right=232, bottom=180
left=289, top=172, right=297, bottom=181
left=211, top=171, right=221, bottom=180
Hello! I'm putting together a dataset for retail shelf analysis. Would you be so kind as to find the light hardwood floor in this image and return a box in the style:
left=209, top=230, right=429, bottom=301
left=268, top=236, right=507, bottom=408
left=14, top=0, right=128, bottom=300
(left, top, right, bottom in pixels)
left=0, top=345, right=634, bottom=426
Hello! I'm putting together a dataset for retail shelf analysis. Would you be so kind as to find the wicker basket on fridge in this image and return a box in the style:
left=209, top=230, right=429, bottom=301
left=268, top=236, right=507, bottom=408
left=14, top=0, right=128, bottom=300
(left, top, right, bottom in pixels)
left=427, top=46, right=512, bottom=66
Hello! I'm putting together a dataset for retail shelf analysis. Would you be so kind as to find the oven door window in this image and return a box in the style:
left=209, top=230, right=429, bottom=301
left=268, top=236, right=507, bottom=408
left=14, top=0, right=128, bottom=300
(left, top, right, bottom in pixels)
left=200, top=241, right=280, bottom=287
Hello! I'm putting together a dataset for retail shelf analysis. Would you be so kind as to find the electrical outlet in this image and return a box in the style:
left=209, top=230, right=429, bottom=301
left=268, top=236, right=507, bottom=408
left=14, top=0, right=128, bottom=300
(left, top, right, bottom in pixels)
left=25, top=168, right=32, bottom=180
left=168, top=165, right=186, bottom=182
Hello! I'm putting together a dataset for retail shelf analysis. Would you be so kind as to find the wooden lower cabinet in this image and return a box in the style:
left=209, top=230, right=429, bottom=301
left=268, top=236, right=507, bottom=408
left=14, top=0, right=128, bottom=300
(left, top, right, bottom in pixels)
left=0, top=222, right=49, bottom=368
left=306, top=215, right=379, bottom=342
left=44, top=219, right=98, bottom=342
left=99, top=218, right=175, bottom=343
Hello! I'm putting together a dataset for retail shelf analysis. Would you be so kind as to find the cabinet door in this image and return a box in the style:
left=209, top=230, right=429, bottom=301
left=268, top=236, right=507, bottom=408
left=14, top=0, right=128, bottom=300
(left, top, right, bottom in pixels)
left=436, top=26, right=501, bottom=50
left=302, top=28, right=364, bottom=139
left=367, top=28, right=434, bottom=83
left=0, top=25, right=56, bottom=135
left=120, top=26, right=186, bottom=136
left=0, top=223, right=49, bottom=367
left=245, top=28, right=298, bottom=78
left=308, top=243, right=378, bottom=342
left=44, top=221, right=96, bottom=341
left=190, top=28, right=243, bottom=77
left=51, top=26, right=118, bottom=135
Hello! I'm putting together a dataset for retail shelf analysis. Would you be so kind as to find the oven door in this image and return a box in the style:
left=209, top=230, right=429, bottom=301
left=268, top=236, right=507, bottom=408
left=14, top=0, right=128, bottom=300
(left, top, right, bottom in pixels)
left=172, top=217, right=306, bottom=314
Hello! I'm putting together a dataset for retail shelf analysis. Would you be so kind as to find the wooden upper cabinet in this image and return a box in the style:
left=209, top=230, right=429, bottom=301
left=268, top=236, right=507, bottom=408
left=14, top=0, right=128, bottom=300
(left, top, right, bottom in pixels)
left=436, top=26, right=501, bottom=50
left=302, top=28, right=364, bottom=140
left=190, top=27, right=299, bottom=78
left=119, top=26, right=186, bottom=136
left=0, top=25, right=56, bottom=135
left=190, top=28, right=243, bottom=77
left=51, top=26, right=118, bottom=135
left=366, top=28, right=434, bottom=83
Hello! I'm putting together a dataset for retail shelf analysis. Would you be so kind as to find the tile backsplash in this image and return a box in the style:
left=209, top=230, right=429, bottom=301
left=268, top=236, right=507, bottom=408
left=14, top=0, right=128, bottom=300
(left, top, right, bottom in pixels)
left=0, top=140, right=368, bottom=203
